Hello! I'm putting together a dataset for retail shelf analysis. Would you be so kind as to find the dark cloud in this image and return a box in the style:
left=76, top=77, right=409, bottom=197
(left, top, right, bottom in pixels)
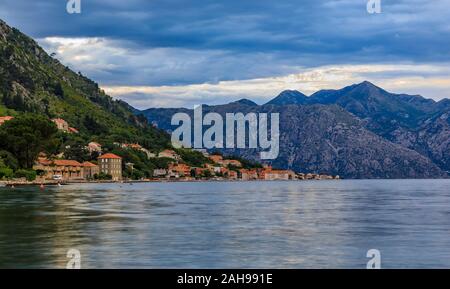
left=1, top=0, right=449, bottom=86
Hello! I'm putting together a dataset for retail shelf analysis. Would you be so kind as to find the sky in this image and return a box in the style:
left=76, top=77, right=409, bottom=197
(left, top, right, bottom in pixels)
left=1, top=0, right=450, bottom=108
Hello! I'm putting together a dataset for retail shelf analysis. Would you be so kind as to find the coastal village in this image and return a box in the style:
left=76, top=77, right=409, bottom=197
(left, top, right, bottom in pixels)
left=0, top=116, right=339, bottom=185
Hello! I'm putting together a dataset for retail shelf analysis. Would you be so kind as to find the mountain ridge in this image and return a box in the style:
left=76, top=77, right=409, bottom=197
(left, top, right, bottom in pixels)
left=266, top=90, right=308, bottom=105
left=139, top=102, right=446, bottom=178
left=137, top=82, right=449, bottom=178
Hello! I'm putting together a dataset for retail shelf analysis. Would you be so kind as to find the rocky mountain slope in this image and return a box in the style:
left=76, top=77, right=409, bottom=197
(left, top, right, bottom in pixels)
left=392, top=107, right=450, bottom=172
left=265, top=81, right=450, bottom=173
left=139, top=101, right=447, bottom=179
left=0, top=18, right=169, bottom=149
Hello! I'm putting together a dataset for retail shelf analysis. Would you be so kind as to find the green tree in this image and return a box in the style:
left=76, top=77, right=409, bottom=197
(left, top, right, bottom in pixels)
left=149, top=157, right=173, bottom=169
left=63, top=138, right=90, bottom=162
left=0, top=114, right=58, bottom=168
left=201, top=169, right=212, bottom=178
left=0, top=150, right=19, bottom=170
left=14, top=169, right=37, bottom=181
left=94, top=172, right=112, bottom=180
left=175, top=148, right=211, bottom=167
left=0, top=167, right=14, bottom=179
left=0, top=157, right=14, bottom=179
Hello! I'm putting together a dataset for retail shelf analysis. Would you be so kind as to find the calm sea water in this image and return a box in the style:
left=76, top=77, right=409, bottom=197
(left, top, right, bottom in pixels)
left=0, top=180, right=449, bottom=269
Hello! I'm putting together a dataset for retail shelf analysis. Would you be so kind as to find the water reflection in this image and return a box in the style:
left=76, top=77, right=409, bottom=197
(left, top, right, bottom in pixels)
left=0, top=180, right=449, bottom=268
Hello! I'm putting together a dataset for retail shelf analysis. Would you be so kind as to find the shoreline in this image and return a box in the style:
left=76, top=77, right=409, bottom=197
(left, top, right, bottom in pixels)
left=2, top=177, right=450, bottom=187
left=1, top=177, right=341, bottom=187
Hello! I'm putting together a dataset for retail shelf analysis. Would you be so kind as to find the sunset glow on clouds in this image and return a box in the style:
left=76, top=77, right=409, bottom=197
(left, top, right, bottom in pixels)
left=101, top=65, right=450, bottom=108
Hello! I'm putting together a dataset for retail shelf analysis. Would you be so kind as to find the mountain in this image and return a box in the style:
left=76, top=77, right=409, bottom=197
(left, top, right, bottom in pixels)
left=266, top=90, right=308, bottom=105
left=263, top=81, right=450, bottom=172
left=309, top=81, right=438, bottom=134
left=392, top=107, right=450, bottom=173
left=270, top=81, right=438, bottom=135
left=0, top=19, right=169, bottom=149
left=230, top=98, right=258, bottom=106
left=138, top=101, right=447, bottom=179
left=262, top=104, right=444, bottom=178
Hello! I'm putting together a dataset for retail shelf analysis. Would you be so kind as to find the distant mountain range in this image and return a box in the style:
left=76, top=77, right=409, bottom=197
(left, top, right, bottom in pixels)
left=137, top=81, right=450, bottom=179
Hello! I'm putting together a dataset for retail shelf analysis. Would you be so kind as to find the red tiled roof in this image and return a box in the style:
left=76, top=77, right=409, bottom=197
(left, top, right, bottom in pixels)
left=124, top=143, right=142, bottom=149
left=54, top=160, right=82, bottom=166
left=98, top=153, right=122, bottom=159
left=209, top=155, right=223, bottom=161
left=37, top=157, right=52, bottom=166
left=268, top=170, right=286, bottom=173
left=82, top=161, right=98, bottom=167
left=0, top=116, right=14, bottom=125
left=52, top=118, right=67, bottom=124
left=68, top=127, right=79, bottom=133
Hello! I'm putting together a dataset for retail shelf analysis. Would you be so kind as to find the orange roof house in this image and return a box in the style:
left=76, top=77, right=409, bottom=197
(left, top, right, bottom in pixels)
left=82, top=161, right=98, bottom=167
left=193, top=167, right=208, bottom=176
left=53, top=160, right=82, bottom=167
left=52, top=118, right=78, bottom=134
left=223, top=159, right=242, bottom=167
left=87, top=142, right=102, bottom=153
left=98, top=153, right=122, bottom=159
left=248, top=169, right=259, bottom=180
left=263, top=169, right=296, bottom=180
left=0, top=116, right=13, bottom=126
left=123, top=143, right=143, bottom=150
left=52, top=118, right=69, bottom=131
left=98, top=153, right=122, bottom=181
left=158, top=149, right=181, bottom=160
left=122, top=143, right=155, bottom=159
left=68, top=127, right=79, bottom=134
left=36, top=157, right=52, bottom=166
left=169, top=163, right=191, bottom=176
left=239, top=169, right=249, bottom=180
left=208, top=155, right=223, bottom=164
left=220, top=167, right=230, bottom=175
left=82, top=161, right=100, bottom=179
left=33, top=158, right=83, bottom=180
left=257, top=167, right=271, bottom=180
left=228, top=170, right=238, bottom=180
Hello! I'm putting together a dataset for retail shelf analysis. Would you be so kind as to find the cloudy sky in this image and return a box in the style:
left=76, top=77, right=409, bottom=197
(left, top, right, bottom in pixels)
left=1, top=0, right=450, bottom=108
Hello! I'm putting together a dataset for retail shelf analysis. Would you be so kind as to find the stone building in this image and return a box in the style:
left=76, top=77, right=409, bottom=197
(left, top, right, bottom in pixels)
left=82, top=161, right=100, bottom=179
left=98, top=153, right=122, bottom=181
left=33, top=158, right=84, bottom=181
